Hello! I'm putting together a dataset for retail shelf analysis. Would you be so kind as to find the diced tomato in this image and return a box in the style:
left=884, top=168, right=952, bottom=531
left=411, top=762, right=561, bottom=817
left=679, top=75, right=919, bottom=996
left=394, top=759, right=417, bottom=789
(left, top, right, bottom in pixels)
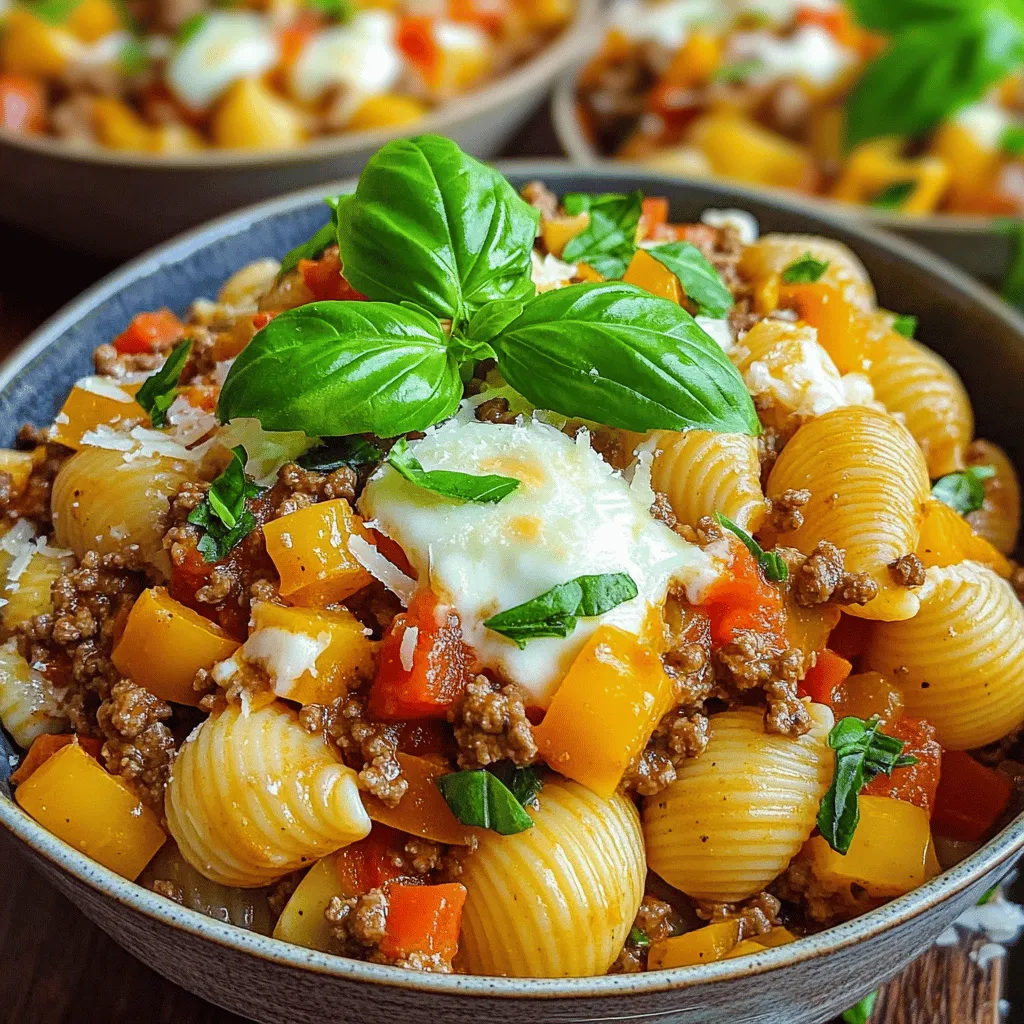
left=863, top=718, right=941, bottom=813
left=379, top=882, right=467, bottom=964
left=113, top=309, right=184, bottom=356
left=932, top=751, right=1013, bottom=841
left=298, top=248, right=367, bottom=302
left=10, top=734, right=103, bottom=786
left=828, top=612, right=871, bottom=661
left=448, top=0, right=506, bottom=33
left=369, top=589, right=470, bottom=720
left=168, top=535, right=250, bottom=640
left=798, top=648, right=852, bottom=705
left=0, top=74, right=45, bottom=135
left=398, top=16, right=440, bottom=80
left=637, top=197, right=669, bottom=240
left=653, top=222, right=719, bottom=248
left=251, top=311, right=277, bottom=331
left=278, top=11, right=318, bottom=66
left=336, top=824, right=409, bottom=894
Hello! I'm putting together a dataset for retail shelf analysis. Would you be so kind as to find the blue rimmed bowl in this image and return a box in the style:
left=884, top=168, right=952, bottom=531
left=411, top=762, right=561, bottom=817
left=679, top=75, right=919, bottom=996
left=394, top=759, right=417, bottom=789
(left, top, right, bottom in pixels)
left=1, top=165, right=1022, bottom=1024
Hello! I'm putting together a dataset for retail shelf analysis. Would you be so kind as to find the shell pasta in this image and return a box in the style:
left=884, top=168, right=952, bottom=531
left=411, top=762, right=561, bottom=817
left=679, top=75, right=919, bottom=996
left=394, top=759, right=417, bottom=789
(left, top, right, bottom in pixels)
left=6, top=139, right=1024, bottom=982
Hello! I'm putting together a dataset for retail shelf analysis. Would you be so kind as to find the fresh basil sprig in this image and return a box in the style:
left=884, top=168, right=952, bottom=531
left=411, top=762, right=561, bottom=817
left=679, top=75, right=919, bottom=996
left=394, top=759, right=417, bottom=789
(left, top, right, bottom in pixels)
left=279, top=197, right=342, bottom=278
left=386, top=437, right=520, bottom=503
left=187, top=446, right=266, bottom=563
left=436, top=767, right=537, bottom=835
left=489, top=761, right=544, bottom=808
left=298, top=435, right=383, bottom=472
left=891, top=313, right=917, bottom=337
left=490, top=283, right=759, bottom=434
left=997, top=218, right=1024, bottom=306
left=781, top=253, right=830, bottom=284
left=136, top=338, right=192, bottom=428
left=711, top=57, right=763, bottom=83
left=931, top=464, right=996, bottom=515
left=484, top=572, right=638, bottom=648
left=646, top=242, right=734, bottom=318
left=818, top=716, right=916, bottom=855
left=336, top=135, right=538, bottom=322
left=714, top=512, right=788, bottom=582
left=870, top=180, right=917, bottom=210
left=561, top=191, right=644, bottom=279
left=1002, top=124, right=1024, bottom=155
left=841, top=991, right=878, bottom=1024
left=217, top=301, right=462, bottom=437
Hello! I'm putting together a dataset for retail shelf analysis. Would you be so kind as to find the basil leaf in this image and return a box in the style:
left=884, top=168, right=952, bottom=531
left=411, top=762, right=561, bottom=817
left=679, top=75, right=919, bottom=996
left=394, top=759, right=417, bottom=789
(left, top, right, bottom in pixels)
left=711, top=57, right=763, bottom=83
left=646, top=242, right=734, bottom=318
left=306, top=0, right=352, bottom=19
left=997, top=217, right=1024, bottom=306
left=847, top=0, right=975, bottom=33
left=818, top=716, right=916, bottom=854
left=297, top=435, right=383, bottom=472
left=870, top=180, right=917, bottom=210
left=386, top=437, right=520, bottom=503
left=714, top=511, right=788, bottom=582
left=931, top=464, right=996, bottom=515
left=781, top=253, right=830, bottom=284
left=279, top=198, right=342, bottom=278
left=28, top=0, right=84, bottom=23
left=488, top=762, right=544, bottom=808
left=466, top=299, right=525, bottom=344
left=561, top=191, right=643, bottom=280
left=187, top=446, right=266, bottom=563
left=490, top=282, right=759, bottom=435
left=336, top=135, right=538, bottom=321
left=435, top=768, right=534, bottom=835
left=841, top=991, right=878, bottom=1024
left=484, top=572, right=638, bottom=648
left=118, top=37, right=149, bottom=77
left=174, top=12, right=207, bottom=45
left=206, top=446, right=249, bottom=529
left=627, top=926, right=652, bottom=948
left=845, top=13, right=1024, bottom=149
left=891, top=313, right=917, bottom=337
left=217, top=301, right=462, bottom=437
left=1002, top=124, right=1024, bottom=155
left=136, top=338, right=192, bottom=428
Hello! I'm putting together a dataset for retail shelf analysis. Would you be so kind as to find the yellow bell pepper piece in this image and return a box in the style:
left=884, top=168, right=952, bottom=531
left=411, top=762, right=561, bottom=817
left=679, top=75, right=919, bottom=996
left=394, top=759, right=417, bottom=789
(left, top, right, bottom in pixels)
left=211, top=78, right=305, bottom=151
left=647, top=920, right=739, bottom=969
left=346, top=93, right=427, bottom=132
left=15, top=742, right=165, bottom=879
left=533, top=625, right=674, bottom=799
left=431, top=36, right=492, bottom=95
left=50, top=380, right=145, bottom=449
left=515, top=0, right=572, bottom=30
left=754, top=926, right=797, bottom=948
left=272, top=853, right=343, bottom=951
left=724, top=938, right=769, bottom=960
left=0, top=9, right=81, bottom=78
left=930, top=121, right=1000, bottom=212
left=112, top=588, right=241, bottom=706
left=151, top=123, right=205, bottom=153
left=575, top=263, right=604, bottom=283
left=264, top=498, right=375, bottom=607
left=248, top=601, right=375, bottom=705
left=662, top=30, right=722, bottom=87
left=830, top=139, right=950, bottom=214
left=541, top=213, right=589, bottom=259
left=66, top=0, right=123, bottom=41
left=915, top=498, right=1011, bottom=577
left=804, top=795, right=938, bottom=899
left=622, top=249, right=682, bottom=304
left=92, top=96, right=157, bottom=151
left=687, top=112, right=815, bottom=191
left=0, top=448, right=39, bottom=495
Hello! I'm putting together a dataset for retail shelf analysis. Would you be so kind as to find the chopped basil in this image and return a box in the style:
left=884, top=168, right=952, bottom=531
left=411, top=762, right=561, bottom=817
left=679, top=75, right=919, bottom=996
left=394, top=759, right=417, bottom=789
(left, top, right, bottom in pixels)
left=711, top=58, right=763, bottom=84
left=136, top=338, right=192, bottom=428
left=627, top=926, right=651, bottom=948
left=931, top=464, right=995, bottom=515
left=817, top=716, right=916, bottom=855
left=646, top=242, right=734, bottom=318
left=278, top=197, right=343, bottom=278
left=118, top=37, right=149, bottom=77
left=997, top=218, right=1024, bottom=307
left=298, top=435, right=383, bottom=472
left=386, top=437, right=520, bottom=503
left=484, top=572, right=638, bottom=648
left=891, top=313, right=917, bottom=337
left=489, top=761, right=544, bottom=808
left=173, top=12, right=207, bottom=46
left=306, top=0, right=353, bottom=20
left=714, top=512, right=788, bottom=582
left=870, top=180, right=917, bottom=210
left=781, top=253, right=830, bottom=284
left=27, top=0, right=84, bottom=23
left=187, top=446, right=265, bottom=563
left=435, top=768, right=535, bottom=835
left=561, top=191, right=644, bottom=280
left=841, top=990, right=878, bottom=1024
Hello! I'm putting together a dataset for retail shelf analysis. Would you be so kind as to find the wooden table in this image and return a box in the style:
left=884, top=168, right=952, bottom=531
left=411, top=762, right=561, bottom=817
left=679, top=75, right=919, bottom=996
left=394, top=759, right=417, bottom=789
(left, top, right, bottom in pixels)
left=0, top=103, right=1019, bottom=1024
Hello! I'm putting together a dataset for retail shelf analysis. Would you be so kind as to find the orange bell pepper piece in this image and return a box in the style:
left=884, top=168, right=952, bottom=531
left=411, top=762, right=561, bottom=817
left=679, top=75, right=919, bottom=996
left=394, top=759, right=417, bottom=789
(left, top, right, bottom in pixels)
left=397, top=16, right=440, bottom=82
left=915, top=498, right=1011, bottom=577
left=648, top=920, right=739, bottom=969
left=50, top=380, right=146, bottom=449
left=638, top=196, right=669, bottom=239
left=0, top=73, right=45, bottom=134
left=533, top=624, right=675, bottom=799
left=863, top=717, right=941, bottom=812
left=379, top=882, right=467, bottom=964
left=828, top=671, right=904, bottom=725
left=932, top=750, right=1012, bottom=842
left=9, top=733, right=102, bottom=786
left=540, top=212, right=589, bottom=258
left=335, top=824, right=410, bottom=893
left=622, top=248, right=682, bottom=304
left=798, top=648, right=852, bottom=705
left=113, top=308, right=184, bottom=356
left=779, top=283, right=874, bottom=375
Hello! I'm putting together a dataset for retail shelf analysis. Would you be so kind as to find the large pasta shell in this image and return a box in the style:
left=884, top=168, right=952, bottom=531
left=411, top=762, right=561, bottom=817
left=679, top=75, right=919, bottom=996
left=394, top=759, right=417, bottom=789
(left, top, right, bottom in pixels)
left=864, top=562, right=1024, bottom=750
left=767, top=406, right=930, bottom=621
left=165, top=700, right=370, bottom=887
left=0, top=638, right=66, bottom=747
left=458, top=779, right=645, bottom=977
left=3, top=550, right=73, bottom=634
left=867, top=334, right=972, bottom=478
left=644, top=704, right=834, bottom=902
left=650, top=429, right=765, bottom=532
left=966, top=439, right=1020, bottom=555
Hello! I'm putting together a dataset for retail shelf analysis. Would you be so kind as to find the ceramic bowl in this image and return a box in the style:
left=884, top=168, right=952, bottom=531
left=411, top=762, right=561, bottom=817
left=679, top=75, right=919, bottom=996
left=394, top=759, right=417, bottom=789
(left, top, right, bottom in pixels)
left=0, top=1, right=599, bottom=261
left=551, top=72, right=1016, bottom=286
left=1, top=164, right=1023, bottom=1024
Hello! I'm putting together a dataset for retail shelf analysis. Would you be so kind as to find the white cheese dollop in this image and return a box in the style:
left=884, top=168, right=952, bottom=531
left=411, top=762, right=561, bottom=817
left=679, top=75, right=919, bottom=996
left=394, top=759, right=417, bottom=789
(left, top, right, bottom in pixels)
left=167, top=12, right=280, bottom=110
left=241, top=627, right=331, bottom=697
left=701, top=207, right=759, bottom=245
left=955, top=102, right=1017, bottom=152
left=726, top=24, right=855, bottom=88
left=608, top=0, right=725, bottom=49
left=358, top=417, right=713, bottom=707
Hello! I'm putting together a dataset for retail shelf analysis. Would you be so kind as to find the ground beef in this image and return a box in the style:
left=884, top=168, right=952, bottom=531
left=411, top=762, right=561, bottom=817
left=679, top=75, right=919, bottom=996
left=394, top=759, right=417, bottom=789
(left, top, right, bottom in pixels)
left=889, top=553, right=926, bottom=588
left=693, top=515, right=724, bottom=546
left=448, top=675, right=538, bottom=770
left=151, top=879, right=185, bottom=904
left=267, top=872, right=304, bottom=918
left=619, top=746, right=677, bottom=797
left=97, top=678, right=176, bottom=807
left=474, top=397, right=517, bottom=424
left=403, top=838, right=444, bottom=875
left=93, top=343, right=167, bottom=379
left=696, top=892, right=781, bottom=940
left=620, top=707, right=710, bottom=797
left=773, top=855, right=880, bottom=926
left=302, top=694, right=408, bottom=807
left=610, top=893, right=682, bottom=972
left=326, top=888, right=389, bottom=954
left=521, top=180, right=560, bottom=222
left=609, top=946, right=645, bottom=973
left=1, top=439, right=69, bottom=527
left=788, top=540, right=878, bottom=608
left=767, top=489, right=810, bottom=534
left=649, top=492, right=677, bottom=529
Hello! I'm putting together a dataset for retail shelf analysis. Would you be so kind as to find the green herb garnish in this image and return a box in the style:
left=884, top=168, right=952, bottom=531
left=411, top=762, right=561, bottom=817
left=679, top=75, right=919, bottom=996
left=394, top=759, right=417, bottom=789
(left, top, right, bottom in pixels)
left=436, top=767, right=537, bottom=835
left=174, top=12, right=207, bottom=46
left=870, top=180, right=917, bottom=210
left=841, top=990, right=878, bottom=1024
left=484, top=573, right=638, bottom=648
left=561, top=191, right=644, bottom=280
left=711, top=58, right=763, bottom=84
left=136, top=338, right=192, bottom=428
left=118, top=36, right=149, bottom=77
left=1002, top=124, right=1024, bottom=156
left=647, top=242, right=735, bottom=318
left=781, top=253, right=830, bottom=284
left=997, top=218, right=1024, bottom=307
left=386, top=437, right=520, bottom=503
left=306, top=0, right=353, bottom=20
left=931, top=465, right=996, bottom=515
left=714, top=512, right=788, bottom=582
left=891, top=313, right=917, bottom=337
left=297, top=435, right=383, bottom=472
left=818, top=716, right=916, bottom=855
left=187, top=446, right=265, bottom=562
left=488, top=761, right=544, bottom=808
left=27, top=0, right=84, bottom=23
left=627, top=926, right=652, bottom=948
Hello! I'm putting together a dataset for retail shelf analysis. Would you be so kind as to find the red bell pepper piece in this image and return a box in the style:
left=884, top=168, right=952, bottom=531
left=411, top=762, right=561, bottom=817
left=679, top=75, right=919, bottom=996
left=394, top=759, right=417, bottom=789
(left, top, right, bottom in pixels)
left=932, top=750, right=1012, bottom=841
left=863, top=717, right=941, bottom=813
left=113, top=308, right=184, bottom=355
left=336, top=824, right=409, bottom=894
left=798, top=648, right=852, bottom=705
left=298, top=248, right=366, bottom=302
left=379, top=882, right=468, bottom=964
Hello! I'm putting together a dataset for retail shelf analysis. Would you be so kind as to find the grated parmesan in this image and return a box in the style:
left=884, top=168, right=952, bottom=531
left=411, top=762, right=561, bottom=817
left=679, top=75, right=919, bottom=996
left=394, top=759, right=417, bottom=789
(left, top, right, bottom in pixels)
left=399, top=625, right=419, bottom=672
left=242, top=627, right=331, bottom=695
left=348, top=534, right=417, bottom=606
left=74, top=376, right=136, bottom=403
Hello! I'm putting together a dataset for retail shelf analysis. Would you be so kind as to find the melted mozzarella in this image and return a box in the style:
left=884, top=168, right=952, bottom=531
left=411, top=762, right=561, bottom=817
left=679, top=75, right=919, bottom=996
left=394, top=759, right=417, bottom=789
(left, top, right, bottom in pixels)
left=727, top=24, right=854, bottom=87
left=359, top=418, right=712, bottom=706
left=166, top=13, right=279, bottom=110
left=955, top=102, right=1016, bottom=152
left=242, top=627, right=331, bottom=697
left=609, top=0, right=725, bottom=48
left=701, top=208, right=759, bottom=245
left=289, top=11, right=401, bottom=104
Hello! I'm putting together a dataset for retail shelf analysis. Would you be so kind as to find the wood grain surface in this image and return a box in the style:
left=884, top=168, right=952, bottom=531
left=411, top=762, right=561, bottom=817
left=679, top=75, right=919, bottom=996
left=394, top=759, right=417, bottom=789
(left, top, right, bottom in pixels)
left=0, top=103, right=1017, bottom=1024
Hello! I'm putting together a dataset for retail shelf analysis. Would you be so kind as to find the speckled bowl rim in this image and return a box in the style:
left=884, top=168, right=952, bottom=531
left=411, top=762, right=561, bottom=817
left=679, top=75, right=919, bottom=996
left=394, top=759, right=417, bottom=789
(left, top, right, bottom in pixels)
left=551, top=71, right=1015, bottom=239
left=1, top=161, right=1024, bottom=999
left=0, top=0, right=599, bottom=171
